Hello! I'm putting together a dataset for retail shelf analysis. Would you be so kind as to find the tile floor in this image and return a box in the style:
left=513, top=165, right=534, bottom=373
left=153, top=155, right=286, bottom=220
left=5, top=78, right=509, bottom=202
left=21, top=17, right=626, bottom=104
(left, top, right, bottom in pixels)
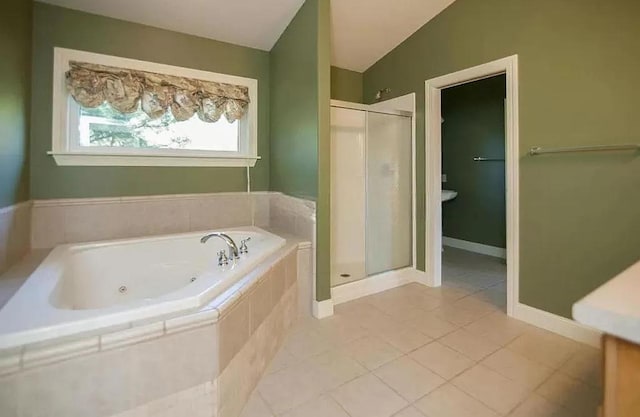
left=240, top=248, right=602, bottom=417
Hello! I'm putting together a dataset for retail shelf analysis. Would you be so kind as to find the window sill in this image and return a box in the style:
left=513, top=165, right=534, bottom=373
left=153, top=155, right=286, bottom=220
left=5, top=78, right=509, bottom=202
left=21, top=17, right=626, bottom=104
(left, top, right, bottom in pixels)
left=48, top=152, right=260, bottom=167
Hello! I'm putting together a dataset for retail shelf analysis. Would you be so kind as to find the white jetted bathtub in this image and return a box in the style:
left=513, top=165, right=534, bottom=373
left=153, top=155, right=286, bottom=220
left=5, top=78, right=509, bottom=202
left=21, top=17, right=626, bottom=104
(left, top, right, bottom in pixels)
left=0, top=226, right=286, bottom=349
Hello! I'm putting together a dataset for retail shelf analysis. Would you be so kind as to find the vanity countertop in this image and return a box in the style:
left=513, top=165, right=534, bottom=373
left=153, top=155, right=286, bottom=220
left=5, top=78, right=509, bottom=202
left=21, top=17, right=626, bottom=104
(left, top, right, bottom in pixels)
left=573, top=259, right=640, bottom=345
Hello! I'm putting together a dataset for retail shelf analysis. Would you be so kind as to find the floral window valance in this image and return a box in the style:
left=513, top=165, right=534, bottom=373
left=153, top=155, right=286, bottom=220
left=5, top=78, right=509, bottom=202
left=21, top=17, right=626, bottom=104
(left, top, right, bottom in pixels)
left=65, top=61, right=250, bottom=123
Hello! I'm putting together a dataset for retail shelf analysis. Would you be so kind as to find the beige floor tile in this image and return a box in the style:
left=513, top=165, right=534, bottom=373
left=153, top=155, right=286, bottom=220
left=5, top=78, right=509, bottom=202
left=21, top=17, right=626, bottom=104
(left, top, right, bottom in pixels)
left=443, top=281, right=485, bottom=294
left=442, top=283, right=484, bottom=298
left=284, top=328, right=335, bottom=360
left=392, top=406, right=426, bottom=417
left=280, top=395, right=350, bottom=417
left=367, top=285, right=442, bottom=312
left=377, top=325, right=433, bottom=353
left=380, top=305, right=434, bottom=323
left=312, top=315, right=370, bottom=346
left=464, top=312, right=530, bottom=346
left=240, top=390, right=274, bottom=417
left=409, top=342, right=474, bottom=380
left=409, top=294, right=444, bottom=312
left=406, top=315, right=458, bottom=339
left=333, top=297, right=370, bottom=316
left=266, top=347, right=300, bottom=375
left=250, top=258, right=600, bottom=417
left=558, top=346, right=602, bottom=387
left=258, top=361, right=333, bottom=414
left=414, top=383, right=500, bottom=417
left=452, top=297, right=501, bottom=316
left=474, top=286, right=507, bottom=308
left=363, top=292, right=411, bottom=314
left=431, top=304, right=486, bottom=326
left=333, top=301, right=382, bottom=327
left=340, top=303, right=401, bottom=334
left=482, top=348, right=554, bottom=389
left=307, top=349, right=368, bottom=389
left=374, top=356, right=445, bottom=401
left=507, top=329, right=580, bottom=369
left=362, top=314, right=405, bottom=334
left=535, top=372, right=601, bottom=416
left=401, top=291, right=444, bottom=311
left=420, top=285, right=472, bottom=302
left=440, top=329, right=501, bottom=360
left=331, top=374, right=408, bottom=417
left=341, top=335, right=403, bottom=370
left=507, top=394, right=575, bottom=417
left=288, top=317, right=318, bottom=335
left=452, top=364, right=530, bottom=414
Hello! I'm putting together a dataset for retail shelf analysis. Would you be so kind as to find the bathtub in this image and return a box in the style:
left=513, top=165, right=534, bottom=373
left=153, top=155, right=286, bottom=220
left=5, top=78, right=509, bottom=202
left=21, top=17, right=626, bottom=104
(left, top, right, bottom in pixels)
left=0, top=226, right=286, bottom=349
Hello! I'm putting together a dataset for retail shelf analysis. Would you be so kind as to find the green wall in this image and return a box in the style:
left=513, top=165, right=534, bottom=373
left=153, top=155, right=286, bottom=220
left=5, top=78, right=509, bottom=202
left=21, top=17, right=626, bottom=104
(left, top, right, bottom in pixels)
left=364, top=0, right=640, bottom=318
left=30, top=3, right=270, bottom=199
left=442, top=75, right=506, bottom=248
left=270, top=0, right=330, bottom=300
left=316, top=0, right=331, bottom=302
left=331, top=66, right=363, bottom=103
left=0, top=0, right=31, bottom=208
left=270, top=0, right=320, bottom=199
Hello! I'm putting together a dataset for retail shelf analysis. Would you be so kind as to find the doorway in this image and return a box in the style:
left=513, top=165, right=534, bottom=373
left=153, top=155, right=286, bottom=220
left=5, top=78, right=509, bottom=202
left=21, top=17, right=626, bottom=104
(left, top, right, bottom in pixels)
left=424, top=56, right=520, bottom=316
left=441, top=74, right=507, bottom=309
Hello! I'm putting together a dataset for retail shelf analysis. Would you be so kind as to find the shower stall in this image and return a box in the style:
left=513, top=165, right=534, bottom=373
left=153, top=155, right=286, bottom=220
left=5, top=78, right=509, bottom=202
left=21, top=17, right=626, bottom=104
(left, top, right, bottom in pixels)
left=330, top=100, right=413, bottom=288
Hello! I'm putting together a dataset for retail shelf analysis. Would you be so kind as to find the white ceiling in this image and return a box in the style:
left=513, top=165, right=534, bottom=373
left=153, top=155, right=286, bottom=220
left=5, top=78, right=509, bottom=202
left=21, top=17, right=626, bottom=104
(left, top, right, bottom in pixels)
left=38, top=0, right=306, bottom=51
left=38, top=0, right=455, bottom=72
left=331, top=0, right=457, bottom=72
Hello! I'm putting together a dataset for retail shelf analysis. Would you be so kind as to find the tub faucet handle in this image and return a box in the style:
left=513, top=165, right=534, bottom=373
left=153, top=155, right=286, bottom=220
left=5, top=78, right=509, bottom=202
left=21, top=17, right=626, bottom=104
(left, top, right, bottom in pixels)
left=239, top=237, right=251, bottom=254
left=217, top=250, right=229, bottom=266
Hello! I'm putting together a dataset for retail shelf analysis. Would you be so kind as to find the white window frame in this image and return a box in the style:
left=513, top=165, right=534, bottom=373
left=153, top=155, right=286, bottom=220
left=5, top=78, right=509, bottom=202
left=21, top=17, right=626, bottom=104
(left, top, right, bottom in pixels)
left=50, top=47, right=259, bottom=167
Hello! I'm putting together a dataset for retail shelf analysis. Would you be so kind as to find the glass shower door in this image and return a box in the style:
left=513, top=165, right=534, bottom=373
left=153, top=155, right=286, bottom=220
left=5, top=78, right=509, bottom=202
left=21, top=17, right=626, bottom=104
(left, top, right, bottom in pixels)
left=365, top=112, right=413, bottom=276
left=330, top=107, right=367, bottom=286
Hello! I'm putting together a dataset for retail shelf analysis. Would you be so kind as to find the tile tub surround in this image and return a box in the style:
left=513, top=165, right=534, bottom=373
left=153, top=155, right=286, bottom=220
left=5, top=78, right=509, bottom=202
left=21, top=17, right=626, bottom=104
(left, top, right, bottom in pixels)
left=30, top=191, right=316, bottom=249
left=0, top=243, right=299, bottom=417
left=109, top=285, right=298, bottom=417
left=269, top=193, right=316, bottom=316
left=30, top=192, right=272, bottom=249
left=0, top=201, right=31, bottom=275
left=269, top=193, right=316, bottom=244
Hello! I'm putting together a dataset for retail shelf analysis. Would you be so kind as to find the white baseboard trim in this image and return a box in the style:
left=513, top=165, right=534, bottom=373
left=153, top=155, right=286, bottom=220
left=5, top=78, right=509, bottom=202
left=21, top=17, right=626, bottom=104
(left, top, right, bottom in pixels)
left=513, top=302, right=601, bottom=348
left=331, top=267, right=426, bottom=306
left=443, top=237, right=506, bottom=259
left=312, top=299, right=334, bottom=319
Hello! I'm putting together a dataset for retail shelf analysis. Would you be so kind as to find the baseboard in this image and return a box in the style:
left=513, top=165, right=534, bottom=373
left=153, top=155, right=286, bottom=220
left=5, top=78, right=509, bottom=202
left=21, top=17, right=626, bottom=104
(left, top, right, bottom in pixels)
left=312, top=299, right=334, bottom=319
left=443, top=237, right=506, bottom=259
left=513, top=302, right=601, bottom=348
left=331, top=267, right=425, bottom=305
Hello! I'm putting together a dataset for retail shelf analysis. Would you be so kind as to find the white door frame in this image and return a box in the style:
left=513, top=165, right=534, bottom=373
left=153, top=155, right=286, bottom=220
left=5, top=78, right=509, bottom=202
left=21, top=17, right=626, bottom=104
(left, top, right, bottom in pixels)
left=423, top=55, right=520, bottom=316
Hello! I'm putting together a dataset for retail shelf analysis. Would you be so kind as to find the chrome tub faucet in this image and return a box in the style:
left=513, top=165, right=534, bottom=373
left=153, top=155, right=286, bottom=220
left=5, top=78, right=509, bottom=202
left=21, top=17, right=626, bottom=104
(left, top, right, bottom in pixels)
left=200, top=232, right=240, bottom=261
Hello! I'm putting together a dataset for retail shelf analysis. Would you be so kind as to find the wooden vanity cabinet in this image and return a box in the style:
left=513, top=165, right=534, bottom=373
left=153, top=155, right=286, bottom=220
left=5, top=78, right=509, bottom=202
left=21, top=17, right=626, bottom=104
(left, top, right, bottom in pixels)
left=601, top=335, right=640, bottom=417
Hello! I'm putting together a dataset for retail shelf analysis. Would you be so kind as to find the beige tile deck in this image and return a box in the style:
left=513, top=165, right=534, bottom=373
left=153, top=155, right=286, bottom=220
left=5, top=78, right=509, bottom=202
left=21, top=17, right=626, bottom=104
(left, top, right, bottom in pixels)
left=242, top=248, right=601, bottom=417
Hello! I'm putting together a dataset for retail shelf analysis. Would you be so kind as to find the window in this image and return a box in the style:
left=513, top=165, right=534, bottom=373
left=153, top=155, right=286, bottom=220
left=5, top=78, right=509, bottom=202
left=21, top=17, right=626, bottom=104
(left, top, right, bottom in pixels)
left=76, top=102, right=239, bottom=152
left=51, top=48, right=258, bottom=167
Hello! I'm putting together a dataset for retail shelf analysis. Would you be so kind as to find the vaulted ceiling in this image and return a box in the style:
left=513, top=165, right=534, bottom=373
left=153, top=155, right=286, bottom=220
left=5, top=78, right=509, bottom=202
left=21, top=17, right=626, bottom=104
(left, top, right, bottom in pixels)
left=330, top=0, right=456, bottom=72
left=38, top=0, right=456, bottom=72
left=37, top=0, right=307, bottom=51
